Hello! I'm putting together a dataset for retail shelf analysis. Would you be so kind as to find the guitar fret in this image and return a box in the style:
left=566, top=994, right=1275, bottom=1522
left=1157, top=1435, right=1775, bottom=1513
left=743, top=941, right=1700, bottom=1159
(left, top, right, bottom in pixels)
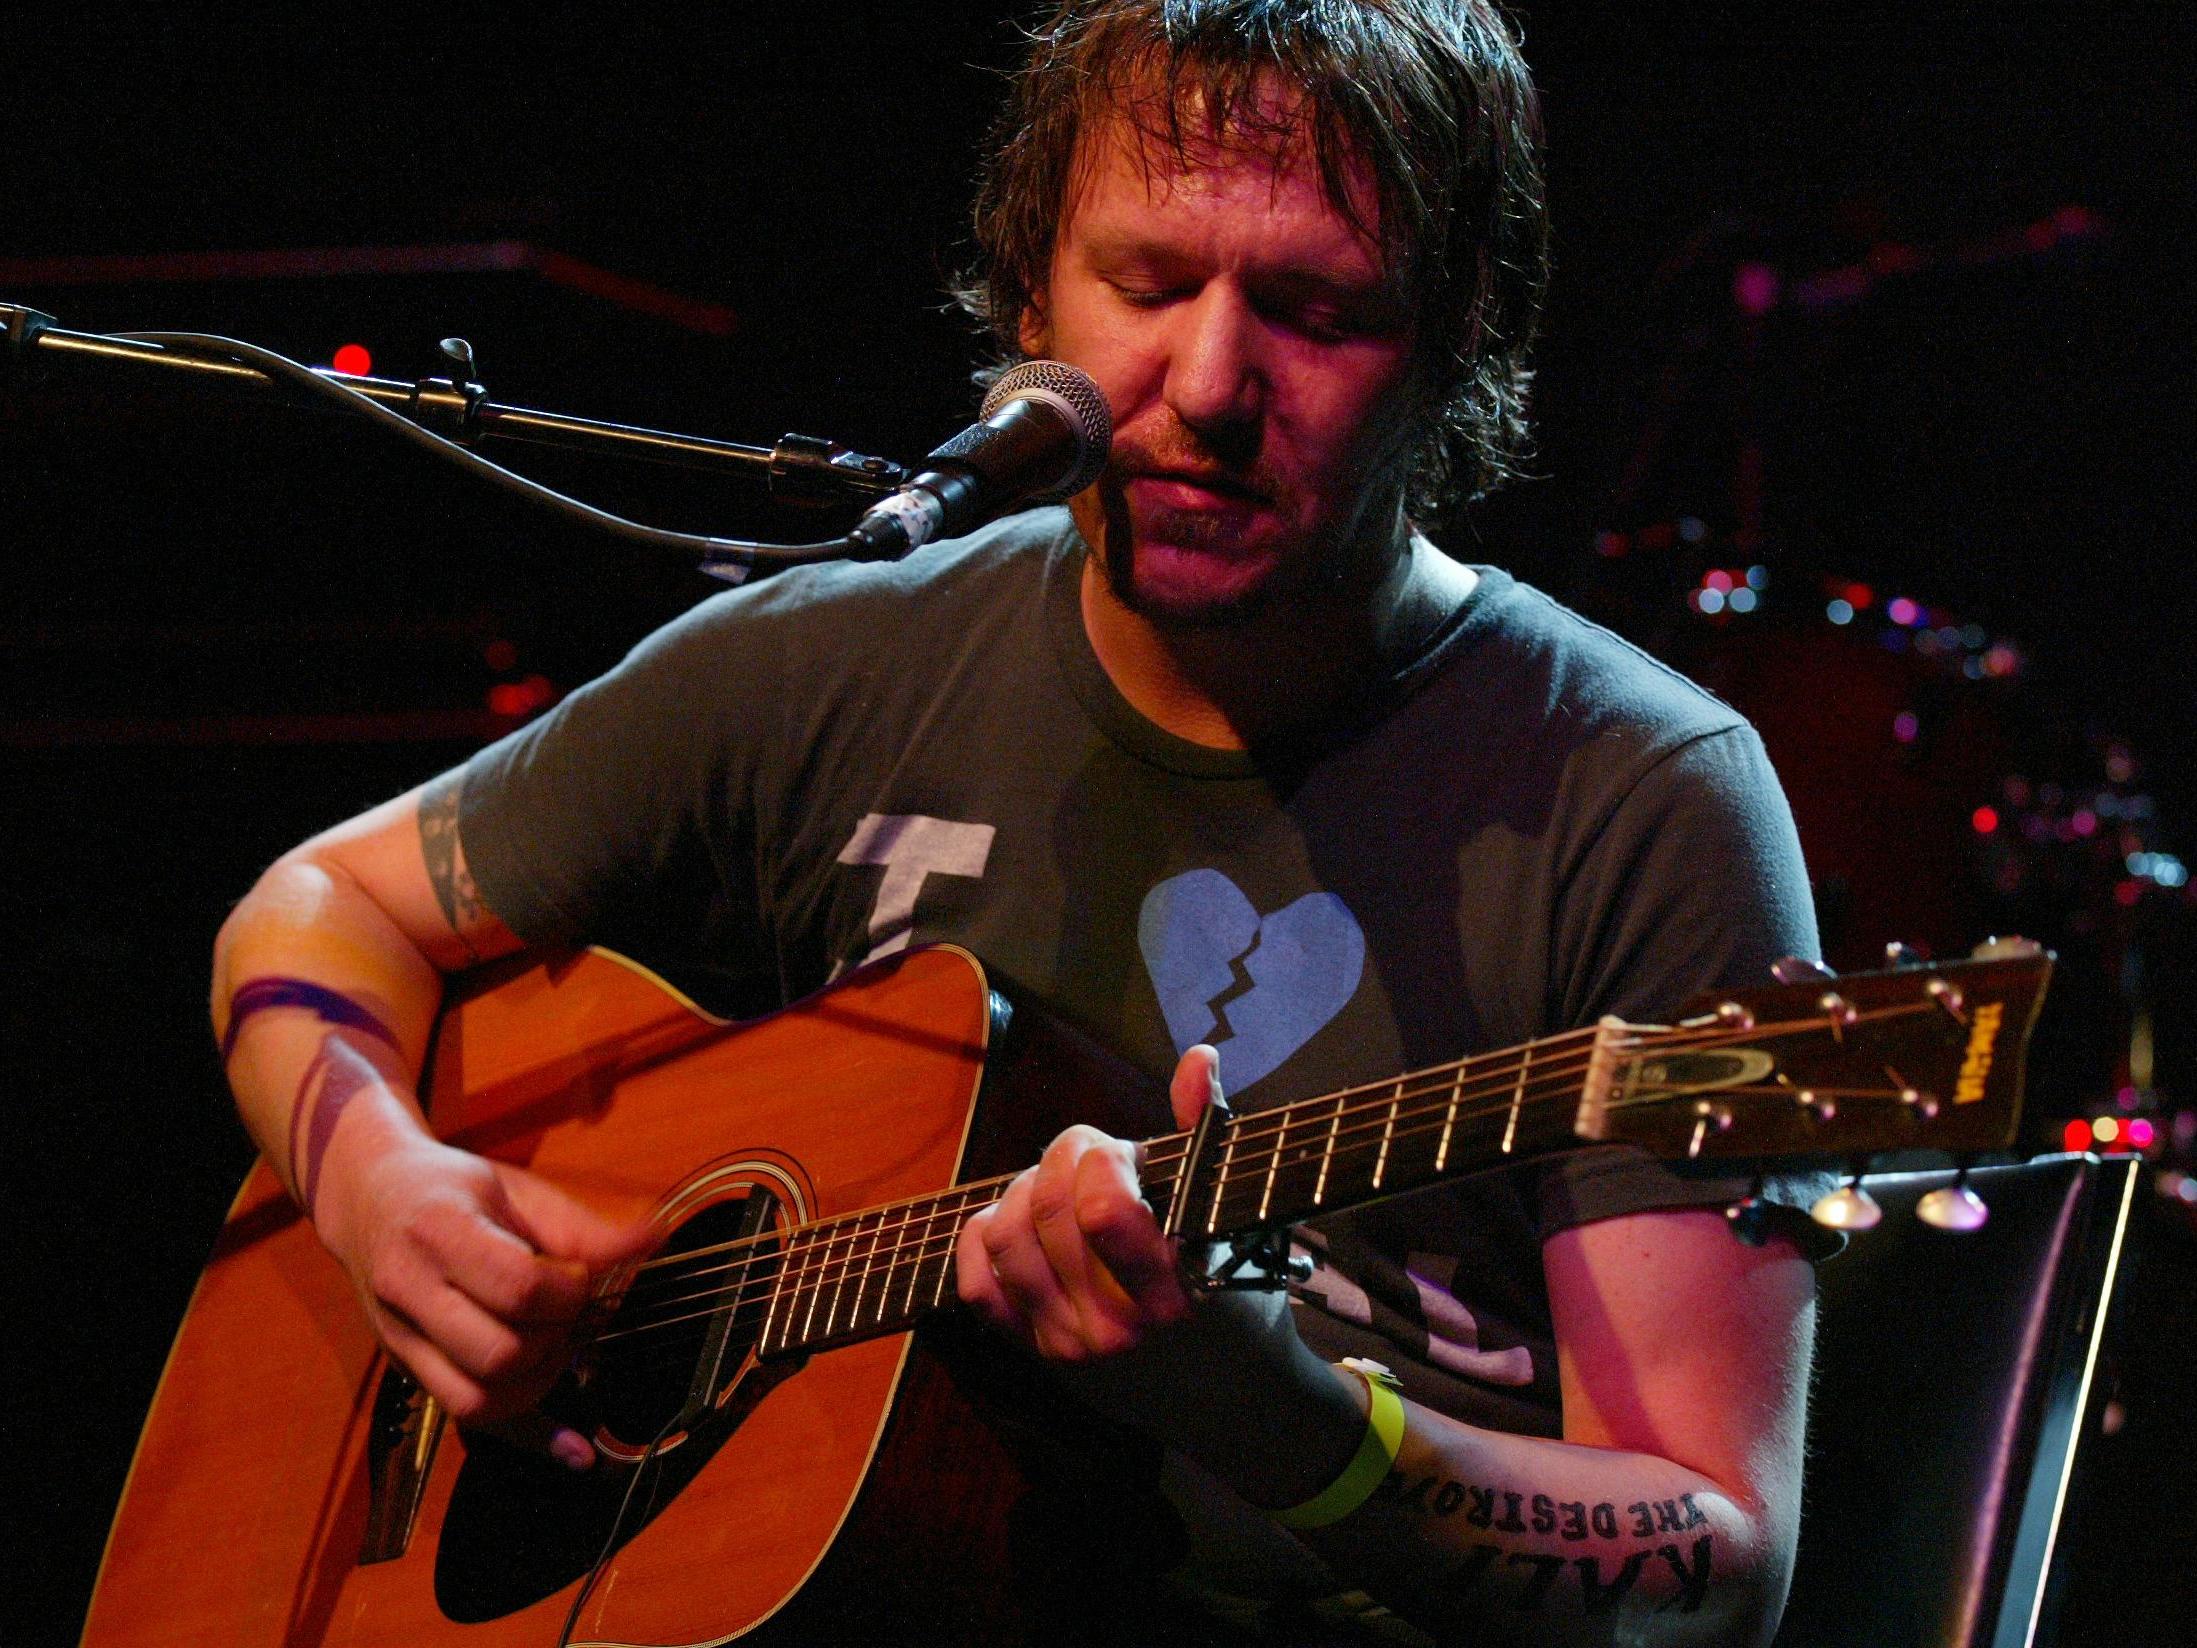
left=1437, top=1063, right=1462, bottom=1172
left=822, top=1217, right=853, bottom=1339
left=874, top=1212, right=909, bottom=1327
left=864, top=1213, right=889, bottom=1329
left=821, top=1218, right=851, bottom=1338
left=841, top=1211, right=880, bottom=1336
left=929, top=1225, right=954, bottom=1307
left=770, top=1231, right=811, bottom=1357
left=798, top=1226, right=834, bottom=1345
left=1311, top=1091, right=1342, bottom=1205
left=1503, top=1045, right=1529, bottom=1155
left=1205, top=1121, right=1239, bottom=1237
left=759, top=1245, right=785, bottom=1357
left=1258, top=1106, right=1286, bottom=1222
left=901, top=1209, right=937, bottom=1319
left=912, top=1202, right=956, bottom=1320
left=1373, top=1080, right=1401, bottom=1189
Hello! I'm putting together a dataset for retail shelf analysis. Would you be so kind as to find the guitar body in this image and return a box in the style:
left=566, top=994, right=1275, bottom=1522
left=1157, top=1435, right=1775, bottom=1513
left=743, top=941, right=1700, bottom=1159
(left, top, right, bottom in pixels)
left=83, top=944, right=1169, bottom=1648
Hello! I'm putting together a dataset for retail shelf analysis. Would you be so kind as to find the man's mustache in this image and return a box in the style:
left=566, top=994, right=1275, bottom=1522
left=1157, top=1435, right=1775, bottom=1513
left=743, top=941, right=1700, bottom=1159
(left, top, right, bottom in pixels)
left=1106, top=439, right=1276, bottom=504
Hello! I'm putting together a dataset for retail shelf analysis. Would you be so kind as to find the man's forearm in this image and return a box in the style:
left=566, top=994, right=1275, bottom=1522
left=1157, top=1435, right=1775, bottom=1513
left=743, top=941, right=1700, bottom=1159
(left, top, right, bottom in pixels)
left=1085, top=1295, right=1789, bottom=1643
left=1300, top=1399, right=1790, bottom=1646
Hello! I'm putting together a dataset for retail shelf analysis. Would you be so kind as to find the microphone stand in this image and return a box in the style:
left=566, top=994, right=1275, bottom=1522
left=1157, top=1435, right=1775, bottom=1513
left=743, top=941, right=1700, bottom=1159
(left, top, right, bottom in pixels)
left=1, top=301, right=914, bottom=580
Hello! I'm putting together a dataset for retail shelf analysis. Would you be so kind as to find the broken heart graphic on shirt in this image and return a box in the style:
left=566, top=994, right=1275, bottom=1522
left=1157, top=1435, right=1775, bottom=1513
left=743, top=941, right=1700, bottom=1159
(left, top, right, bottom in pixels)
left=1136, top=867, right=1365, bottom=1098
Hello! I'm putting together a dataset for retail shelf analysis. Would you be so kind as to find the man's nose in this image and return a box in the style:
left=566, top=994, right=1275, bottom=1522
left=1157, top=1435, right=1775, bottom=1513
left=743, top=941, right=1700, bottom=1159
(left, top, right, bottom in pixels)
left=1163, top=284, right=1265, bottom=439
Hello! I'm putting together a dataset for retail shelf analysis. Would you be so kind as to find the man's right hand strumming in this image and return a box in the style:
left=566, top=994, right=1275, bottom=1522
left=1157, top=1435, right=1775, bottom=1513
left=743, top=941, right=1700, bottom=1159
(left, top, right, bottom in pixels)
left=213, top=771, right=648, bottom=1463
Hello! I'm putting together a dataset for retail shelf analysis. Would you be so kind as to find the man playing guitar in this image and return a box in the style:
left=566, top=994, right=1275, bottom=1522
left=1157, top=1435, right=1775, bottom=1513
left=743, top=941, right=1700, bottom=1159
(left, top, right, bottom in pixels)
left=213, top=3, right=1830, bottom=1640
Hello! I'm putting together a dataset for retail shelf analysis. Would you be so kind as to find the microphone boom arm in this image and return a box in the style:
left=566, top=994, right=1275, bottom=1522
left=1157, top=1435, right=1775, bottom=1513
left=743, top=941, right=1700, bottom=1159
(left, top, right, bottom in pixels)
left=1, top=300, right=916, bottom=579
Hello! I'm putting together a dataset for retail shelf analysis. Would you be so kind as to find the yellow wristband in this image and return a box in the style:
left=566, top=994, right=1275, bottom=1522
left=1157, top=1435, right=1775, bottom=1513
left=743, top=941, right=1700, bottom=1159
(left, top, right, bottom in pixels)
left=1273, top=1359, right=1407, bottom=1529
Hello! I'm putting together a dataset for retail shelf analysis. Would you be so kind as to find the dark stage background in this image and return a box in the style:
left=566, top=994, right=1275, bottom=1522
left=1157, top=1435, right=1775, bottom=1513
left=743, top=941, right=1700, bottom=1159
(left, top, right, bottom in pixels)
left=7, top=6, right=2192, bottom=1641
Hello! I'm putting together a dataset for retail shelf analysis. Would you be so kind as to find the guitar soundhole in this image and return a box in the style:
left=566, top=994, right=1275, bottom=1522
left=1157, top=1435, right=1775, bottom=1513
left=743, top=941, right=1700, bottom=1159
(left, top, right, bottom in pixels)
left=588, top=1185, right=784, bottom=1453
left=433, top=1183, right=793, bottom=1623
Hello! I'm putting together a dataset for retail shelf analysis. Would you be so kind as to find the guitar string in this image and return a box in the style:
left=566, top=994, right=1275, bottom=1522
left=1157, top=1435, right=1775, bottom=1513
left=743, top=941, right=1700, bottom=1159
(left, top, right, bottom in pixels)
left=596, top=1066, right=1942, bottom=1357
left=611, top=999, right=1926, bottom=1314
left=617, top=1021, right=1617, bottom=1285
left=601, top=1002, right=1937, bottom=1335
left=605, top=1031, right=1602, bottom=1316
left=1192, top=1000, right=1933, bottom=1157
left=595, top=1016, right=1941, bottom=1351
left=605, top=1031, right=1617, bottom=1318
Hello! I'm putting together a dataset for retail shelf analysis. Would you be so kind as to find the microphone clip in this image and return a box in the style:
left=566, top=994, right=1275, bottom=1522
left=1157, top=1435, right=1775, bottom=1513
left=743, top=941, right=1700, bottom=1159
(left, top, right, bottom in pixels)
left=407, top=336, right=488, bottom=444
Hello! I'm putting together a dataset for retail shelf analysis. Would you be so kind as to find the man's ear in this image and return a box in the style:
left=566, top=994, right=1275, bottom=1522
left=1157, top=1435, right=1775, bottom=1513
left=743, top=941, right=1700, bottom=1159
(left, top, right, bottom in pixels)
left=1017, top=300, right=1050, bottom=360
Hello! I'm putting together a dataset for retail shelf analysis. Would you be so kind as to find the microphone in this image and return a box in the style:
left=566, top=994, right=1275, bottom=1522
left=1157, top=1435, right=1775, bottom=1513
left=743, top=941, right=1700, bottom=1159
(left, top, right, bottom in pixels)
left=846, top=360, right=1112, bottom=558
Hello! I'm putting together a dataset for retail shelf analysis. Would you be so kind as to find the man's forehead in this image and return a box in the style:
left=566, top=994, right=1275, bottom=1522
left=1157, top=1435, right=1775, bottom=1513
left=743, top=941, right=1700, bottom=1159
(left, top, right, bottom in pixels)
left=1065, top=75, right=1384, bottom=242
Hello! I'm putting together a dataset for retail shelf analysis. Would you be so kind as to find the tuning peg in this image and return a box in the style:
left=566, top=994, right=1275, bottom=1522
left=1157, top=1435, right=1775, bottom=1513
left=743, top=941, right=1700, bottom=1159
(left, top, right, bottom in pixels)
left=1926, top=976, right=1968, bottom=1026
left=1810, top=1178, right=1883, bottom=1231
left=1771, top=956, right=1837, bottom=985
left=1726, top=1189, right=1774, bottom=1246
left=1917, top=1180, right=1990, bottom=1231
left=1725, top=1175, right=1774, bottom=1245
left=438, top=335, right=479, bottom=383
left=1884, top=941, right=1929, bottom=969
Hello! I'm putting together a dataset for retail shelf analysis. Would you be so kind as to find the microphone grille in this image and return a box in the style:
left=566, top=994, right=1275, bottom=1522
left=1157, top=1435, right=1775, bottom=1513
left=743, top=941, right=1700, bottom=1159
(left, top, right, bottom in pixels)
left=979, top=359, right=1113, bottom=503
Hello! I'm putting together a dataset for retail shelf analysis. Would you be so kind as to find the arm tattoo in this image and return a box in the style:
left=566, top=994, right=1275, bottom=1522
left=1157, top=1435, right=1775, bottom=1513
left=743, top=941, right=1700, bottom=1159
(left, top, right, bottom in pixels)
left=287, top=1032, right=385, bottom=1219
left=221, top=977, right=399, bottom=1063
left=418, top=771, right=487, bottom=963
left=1379, top=1471, right=1717, bottom=1617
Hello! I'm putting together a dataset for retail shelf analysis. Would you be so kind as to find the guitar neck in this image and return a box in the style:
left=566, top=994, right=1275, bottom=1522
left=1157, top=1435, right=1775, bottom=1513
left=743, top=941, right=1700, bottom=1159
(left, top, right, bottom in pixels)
left=751, top=1031, right=1595, bottom=1360
left=629, top=944, right=2047, bottom=1366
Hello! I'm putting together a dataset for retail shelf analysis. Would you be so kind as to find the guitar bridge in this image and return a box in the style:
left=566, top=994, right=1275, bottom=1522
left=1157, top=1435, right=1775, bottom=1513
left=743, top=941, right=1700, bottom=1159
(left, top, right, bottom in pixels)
left=359, top=1364, right=446, bottom=1564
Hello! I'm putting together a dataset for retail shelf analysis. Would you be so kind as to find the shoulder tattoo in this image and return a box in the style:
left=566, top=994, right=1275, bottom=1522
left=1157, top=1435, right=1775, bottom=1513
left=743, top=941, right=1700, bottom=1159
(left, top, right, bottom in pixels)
left=418, top=771, right=487, bottom=963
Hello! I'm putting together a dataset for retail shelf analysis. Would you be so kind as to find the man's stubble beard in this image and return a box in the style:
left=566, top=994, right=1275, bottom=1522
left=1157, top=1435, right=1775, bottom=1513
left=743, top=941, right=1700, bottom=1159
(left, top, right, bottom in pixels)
left=1089, top=474, right=1414, bottom=635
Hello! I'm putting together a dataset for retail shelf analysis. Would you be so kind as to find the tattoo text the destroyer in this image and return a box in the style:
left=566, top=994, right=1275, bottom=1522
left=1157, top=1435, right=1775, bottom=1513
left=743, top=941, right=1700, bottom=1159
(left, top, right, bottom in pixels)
left=1375, top=1472, right=1715, bottom=1615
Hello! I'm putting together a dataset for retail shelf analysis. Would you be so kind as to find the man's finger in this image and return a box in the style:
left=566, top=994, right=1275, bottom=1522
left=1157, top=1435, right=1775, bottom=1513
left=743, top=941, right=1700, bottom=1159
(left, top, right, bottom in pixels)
left=497, top=1166, right=657, bottom=1269
left=477, top=1410, right=600, bottom=1472
left=1169, top=1043, right=1223, bottom=1132
left=1074, top=1145, right=1189, bottom=1325
left=413, top=1201, right=589, bottom=1326
left=371, top=1299, right=496, bottom=1424
left=953, top=1207, right=1020, bottom=1332
left=979, top=1170, right=1081, bottom=1345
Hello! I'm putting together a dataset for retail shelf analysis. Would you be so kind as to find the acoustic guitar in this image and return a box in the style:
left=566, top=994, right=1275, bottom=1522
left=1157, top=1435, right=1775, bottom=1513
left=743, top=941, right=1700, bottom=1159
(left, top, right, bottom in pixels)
left=80, top=939, right=2048, bottom=1646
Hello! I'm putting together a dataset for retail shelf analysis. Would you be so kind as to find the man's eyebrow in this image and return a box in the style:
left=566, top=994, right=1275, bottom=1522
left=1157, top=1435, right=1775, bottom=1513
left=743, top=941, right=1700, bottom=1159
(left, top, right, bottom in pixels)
left=1076, top=228, right=1392, bottom=293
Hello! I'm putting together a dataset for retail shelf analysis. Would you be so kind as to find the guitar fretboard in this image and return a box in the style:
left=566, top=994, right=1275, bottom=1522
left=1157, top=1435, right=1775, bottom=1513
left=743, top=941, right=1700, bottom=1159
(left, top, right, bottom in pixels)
left=748, top=1032, right=1594, bottom=1359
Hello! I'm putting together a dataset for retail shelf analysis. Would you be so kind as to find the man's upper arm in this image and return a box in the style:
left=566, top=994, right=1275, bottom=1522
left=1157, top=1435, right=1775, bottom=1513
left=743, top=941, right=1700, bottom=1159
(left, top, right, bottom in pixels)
left=1545, top=1207, right=1816, bottom=1559
left=286, top=770, right=525, bottom=975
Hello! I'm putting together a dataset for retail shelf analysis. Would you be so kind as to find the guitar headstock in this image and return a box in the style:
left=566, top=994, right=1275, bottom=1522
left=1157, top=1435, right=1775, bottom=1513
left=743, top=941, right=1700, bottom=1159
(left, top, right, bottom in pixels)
left=1577, top=939, right=2053, bottom=1164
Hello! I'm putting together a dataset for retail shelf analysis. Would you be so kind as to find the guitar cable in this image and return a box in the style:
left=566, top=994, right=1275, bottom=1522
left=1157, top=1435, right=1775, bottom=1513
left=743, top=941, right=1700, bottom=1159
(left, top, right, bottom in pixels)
left=556, top=1412, right=682, bottom=1647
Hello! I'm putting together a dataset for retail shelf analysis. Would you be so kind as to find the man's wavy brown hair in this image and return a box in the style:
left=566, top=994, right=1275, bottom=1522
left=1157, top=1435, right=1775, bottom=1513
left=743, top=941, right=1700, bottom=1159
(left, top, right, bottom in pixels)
left=955, top=0, right=1549, bottom=516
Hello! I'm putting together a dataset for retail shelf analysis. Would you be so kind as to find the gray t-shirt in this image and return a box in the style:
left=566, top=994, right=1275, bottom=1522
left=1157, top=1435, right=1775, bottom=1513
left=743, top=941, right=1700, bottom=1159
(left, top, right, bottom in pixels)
left=459, top=505, right=1825, bottom=1491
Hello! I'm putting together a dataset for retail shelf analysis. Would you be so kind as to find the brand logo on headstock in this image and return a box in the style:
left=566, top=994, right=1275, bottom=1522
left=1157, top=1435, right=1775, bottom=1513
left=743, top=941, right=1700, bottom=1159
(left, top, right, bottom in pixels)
left=1955, top=1001, right=2005, bottom=1105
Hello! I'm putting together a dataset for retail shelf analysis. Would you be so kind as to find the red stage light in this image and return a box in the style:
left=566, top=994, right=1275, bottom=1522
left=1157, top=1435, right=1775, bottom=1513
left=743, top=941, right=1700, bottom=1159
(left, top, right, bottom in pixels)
left=487, top=675, right=556, bottom=718
left=331, top=343, right=373, bottom=376
left=2062, top=1119, right=2091, bottom=1153
left=1732, top=262, right=1780, bottom=316
left=1972, top=807, right=2000, bottom=834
